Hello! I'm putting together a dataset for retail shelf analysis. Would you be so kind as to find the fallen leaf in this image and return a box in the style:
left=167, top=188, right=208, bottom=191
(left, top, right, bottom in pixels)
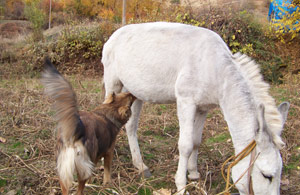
left=0, top=137, right=6, bottom=143
left=153, top=188, right=171, bottom=195
left=281, top=178, right=289, bottom=185
left=6, top=190, right=17, bottom=195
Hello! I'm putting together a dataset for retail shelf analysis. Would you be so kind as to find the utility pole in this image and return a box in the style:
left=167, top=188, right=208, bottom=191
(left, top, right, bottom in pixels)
left=49, top=0, right=51, bottom=29
left=122, top=0, right=126, bottom=25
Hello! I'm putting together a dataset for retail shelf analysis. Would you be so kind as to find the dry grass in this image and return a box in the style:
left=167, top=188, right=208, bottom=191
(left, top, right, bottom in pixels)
left=0, top=70, right=299, bottom=194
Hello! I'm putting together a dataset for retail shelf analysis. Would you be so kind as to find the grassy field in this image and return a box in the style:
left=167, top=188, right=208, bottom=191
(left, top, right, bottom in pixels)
left=0, top=68, right=300, bottom=194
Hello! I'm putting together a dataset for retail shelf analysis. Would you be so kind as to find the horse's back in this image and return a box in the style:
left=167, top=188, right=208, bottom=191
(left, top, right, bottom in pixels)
left=102, top=22, right=231, bottom=104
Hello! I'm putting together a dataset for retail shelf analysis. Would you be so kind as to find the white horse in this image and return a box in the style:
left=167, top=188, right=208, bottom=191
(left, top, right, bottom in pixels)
left=101, top=22, right=290, bottom=195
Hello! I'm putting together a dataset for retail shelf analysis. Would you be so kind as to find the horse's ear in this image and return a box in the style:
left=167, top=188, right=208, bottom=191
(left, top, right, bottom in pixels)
left=278, top=102, right=290, bottom=125
left=257, top=104, right=267, bottom=135
left=273, top=102, right=290, bottom=149
left=256, top=103, right=286, bottom=149
left=103, top=93, right=115, bottom=104
left=256, top=104, right=272, bottom=148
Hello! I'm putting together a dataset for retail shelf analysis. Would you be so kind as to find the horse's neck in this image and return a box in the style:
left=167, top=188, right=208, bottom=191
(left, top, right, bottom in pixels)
left=218, top=68, right=257, bottom=154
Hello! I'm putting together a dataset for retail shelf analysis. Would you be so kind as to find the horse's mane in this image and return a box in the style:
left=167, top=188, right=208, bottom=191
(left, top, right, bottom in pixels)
left=233, top=53, right=283, bottom=138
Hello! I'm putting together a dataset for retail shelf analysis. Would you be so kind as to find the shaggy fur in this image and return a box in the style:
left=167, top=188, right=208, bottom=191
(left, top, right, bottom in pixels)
left=41, top=58, right=136, bottom=195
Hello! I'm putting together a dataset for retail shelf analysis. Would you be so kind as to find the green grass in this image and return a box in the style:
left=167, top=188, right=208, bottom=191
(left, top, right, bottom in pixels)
left=144, top=152, right=156, bottom=160
left=205, top=133, right=231, bottom=145
left=0, top=139, right=25, bottom=155
left=0, top=179, right=7, bottom=187
left=137, top=187, right=151, bottom=195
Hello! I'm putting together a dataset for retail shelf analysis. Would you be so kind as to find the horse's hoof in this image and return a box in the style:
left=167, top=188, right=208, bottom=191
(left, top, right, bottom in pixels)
left=188, top=172, right=200, bottom=180
left=139, top=169, right=151, bottom=178
left=230, top=193, right=240, bottom=195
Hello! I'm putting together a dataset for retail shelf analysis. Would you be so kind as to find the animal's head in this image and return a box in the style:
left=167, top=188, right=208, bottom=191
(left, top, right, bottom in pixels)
left=233, top=102, right=290, bottom=195
left=102, top=92, right=136, bottom=125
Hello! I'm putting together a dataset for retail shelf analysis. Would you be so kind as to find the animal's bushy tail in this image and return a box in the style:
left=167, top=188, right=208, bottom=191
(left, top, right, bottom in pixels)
left=41, top=58, right=80, bottom=144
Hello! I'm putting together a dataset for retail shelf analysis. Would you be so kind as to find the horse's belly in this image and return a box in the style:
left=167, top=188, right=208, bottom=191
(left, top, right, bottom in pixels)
left=120, top=74, right=177, bottom=104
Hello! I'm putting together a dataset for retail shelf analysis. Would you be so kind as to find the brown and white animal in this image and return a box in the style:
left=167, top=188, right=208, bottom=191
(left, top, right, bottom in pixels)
left=41, top=58, right=136, bottom=195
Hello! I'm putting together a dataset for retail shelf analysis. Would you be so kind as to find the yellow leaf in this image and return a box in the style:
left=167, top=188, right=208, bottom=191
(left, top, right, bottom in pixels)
left=0, top=136, right=6, bottom=143
left=153, top=189, right=171, bottom=195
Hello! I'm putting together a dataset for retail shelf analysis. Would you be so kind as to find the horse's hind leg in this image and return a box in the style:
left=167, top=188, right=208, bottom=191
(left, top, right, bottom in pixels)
left=188, top=110, right=207, bottom=180
left=175, top=100, right=197, bottom=194
left=103, top=72, right=123, bottom=96
left=125, top=99, right=151, bottom=177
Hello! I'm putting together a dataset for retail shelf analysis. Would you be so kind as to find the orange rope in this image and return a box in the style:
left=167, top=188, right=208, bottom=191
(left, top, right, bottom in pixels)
left=218, top=140, right=257, bottom=195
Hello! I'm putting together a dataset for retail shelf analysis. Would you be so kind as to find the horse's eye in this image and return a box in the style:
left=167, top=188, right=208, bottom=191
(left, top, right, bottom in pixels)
left=262, top=173, right=273, bottom=182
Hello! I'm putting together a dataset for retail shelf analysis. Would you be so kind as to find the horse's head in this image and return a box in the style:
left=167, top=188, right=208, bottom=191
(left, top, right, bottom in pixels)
left=233, top=102, right=290, bottom=195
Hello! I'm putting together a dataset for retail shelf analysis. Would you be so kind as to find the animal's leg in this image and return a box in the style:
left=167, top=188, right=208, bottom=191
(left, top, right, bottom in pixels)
left=103, top=142, right=116, bottom=184
left=125, top=99, right=151, bottom=177
left=59, top=180, right=69, bottom=195
left=175, top=100, right=197, bottom=194
left=103, top=73, right=123, bottom=96
left=76, top=179, right=87, bottom=195
left=188, top=111, right=207, bottom=180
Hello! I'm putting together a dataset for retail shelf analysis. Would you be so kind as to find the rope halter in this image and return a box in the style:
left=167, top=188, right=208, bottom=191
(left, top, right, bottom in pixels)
left=218, top=140, right=259, bottom=195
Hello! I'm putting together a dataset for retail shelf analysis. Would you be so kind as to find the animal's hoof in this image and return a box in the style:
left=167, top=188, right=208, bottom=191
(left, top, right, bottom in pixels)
left=140, top=169, right=151, bottom=178
left=230, top=193, right=240, bottom=195
left=188, top=172, right=200, bottom=180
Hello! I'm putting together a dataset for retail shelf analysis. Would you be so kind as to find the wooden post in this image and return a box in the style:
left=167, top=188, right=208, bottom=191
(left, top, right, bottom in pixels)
left=122, top=0, right=126, bottom=25
left=49, top=0, right=52, bottom=29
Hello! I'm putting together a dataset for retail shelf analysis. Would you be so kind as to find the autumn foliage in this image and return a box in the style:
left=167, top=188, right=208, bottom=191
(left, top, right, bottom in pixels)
left=1, top=0, right=166, bottom=23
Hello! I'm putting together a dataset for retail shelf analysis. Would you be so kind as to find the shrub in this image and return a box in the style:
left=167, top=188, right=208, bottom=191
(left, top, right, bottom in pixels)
left=23, top=21, right=116, bottom=75
left=270, top=0, right=300, bottom=42
left=24, top=0, right=46, bottom=41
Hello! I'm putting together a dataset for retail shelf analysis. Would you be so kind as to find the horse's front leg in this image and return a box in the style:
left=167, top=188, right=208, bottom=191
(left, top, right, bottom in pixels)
left=188, top=110, right=207, bottom=180
left=175, top=100, right=197, bottom=194
left=125, top=99, right=151, bottom=177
